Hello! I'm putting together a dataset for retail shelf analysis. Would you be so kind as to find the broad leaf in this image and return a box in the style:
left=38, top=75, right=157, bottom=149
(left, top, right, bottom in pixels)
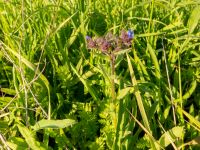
left=32, top=119, right=76, bottom=131
left=158, top=126, right=184, bottom=148
left=187, top=5, right=200, bottom=34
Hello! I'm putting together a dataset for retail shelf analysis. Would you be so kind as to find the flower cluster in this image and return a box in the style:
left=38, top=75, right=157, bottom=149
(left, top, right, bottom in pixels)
left=86, top=29, right=134, bottom=54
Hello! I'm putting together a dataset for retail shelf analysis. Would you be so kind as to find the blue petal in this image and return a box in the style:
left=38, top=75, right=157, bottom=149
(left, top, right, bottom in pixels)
left=127, top=30, right=134, bottom=39
left=86, top=35, right=91, bottom=40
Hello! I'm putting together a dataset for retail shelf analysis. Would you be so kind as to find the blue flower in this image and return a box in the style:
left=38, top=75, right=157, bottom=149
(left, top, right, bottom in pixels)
left=86, top=35, right=91, bottom=40
left=127, top=30, right=134, bottom=39
left=119, top=30, right=133, bottom=47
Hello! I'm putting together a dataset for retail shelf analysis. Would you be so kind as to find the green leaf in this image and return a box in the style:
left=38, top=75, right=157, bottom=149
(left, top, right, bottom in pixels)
left=6, top=137, right=28, bottom=150
left=178, top=107, right=200, bottom=131
left=157, top=126, right=184, bottom=148
left=70, top=63, right=99, bottom=101
left=162, top=21, right=182, bottom=31
left=163, top=105, right=171, bottom=119
left=17, top=124, right=46, bottom=150
left=187, top=5, right=200, bottom=34
left=32, top=119, right=76, bottom=131
left=117, top=87, right=132, bottom=100
left=113, top=48, right=131, bottom=56
left=126, top=53, right=157, bottom=150
left=147, top=43, right=161, bottom=79
left=0, top=97, right=13, bottom=104
left=0, top=88, right=16, bottom=95
left=0, top=120, right=8, bottom=129
left=6, top=142, right=27, bottom=150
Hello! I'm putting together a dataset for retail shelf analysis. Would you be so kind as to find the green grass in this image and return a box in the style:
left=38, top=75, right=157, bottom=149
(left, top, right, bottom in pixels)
left=0, top=0, right=200, bottom=149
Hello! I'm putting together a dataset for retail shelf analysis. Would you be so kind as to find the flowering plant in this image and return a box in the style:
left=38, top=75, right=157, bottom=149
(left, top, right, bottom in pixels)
left=86, top=29, right=134, bottom=54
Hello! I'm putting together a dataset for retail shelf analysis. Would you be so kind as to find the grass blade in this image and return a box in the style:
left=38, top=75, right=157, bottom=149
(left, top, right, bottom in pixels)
left=126, top=53, right=156, bottom=150
left=70, top=63, right=99, bottom=101
left=178, top=106, right=200, bottom=130
left=17, top=124, right=46, bottom=150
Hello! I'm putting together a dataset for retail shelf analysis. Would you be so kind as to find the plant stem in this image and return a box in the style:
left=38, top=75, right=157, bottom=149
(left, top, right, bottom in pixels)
left=110, top=53, right=117, bottom=128
left=162, top=37, right=176, bottom=125
left=110, top=53, right=116, bottom=101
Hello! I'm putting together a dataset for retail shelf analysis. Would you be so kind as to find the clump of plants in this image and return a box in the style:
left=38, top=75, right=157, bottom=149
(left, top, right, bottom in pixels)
left=85, top=30, right=135, bottom=149
left=1, top=1, right=200, bottom=149
left=85, top=29, right=134, bottom=107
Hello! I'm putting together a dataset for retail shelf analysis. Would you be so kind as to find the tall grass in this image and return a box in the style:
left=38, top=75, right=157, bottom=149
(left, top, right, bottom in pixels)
left=0, top=0, right=200, bottom=149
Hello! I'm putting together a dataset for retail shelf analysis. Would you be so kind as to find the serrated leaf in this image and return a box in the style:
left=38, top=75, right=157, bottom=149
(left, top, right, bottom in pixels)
left=32, top=119, right=76, bottom=131
left=187, top=5, right=200, bottom=34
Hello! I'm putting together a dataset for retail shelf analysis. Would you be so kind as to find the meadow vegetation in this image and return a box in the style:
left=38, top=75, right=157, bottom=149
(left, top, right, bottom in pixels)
left=0, top=0, right=200, bottom=149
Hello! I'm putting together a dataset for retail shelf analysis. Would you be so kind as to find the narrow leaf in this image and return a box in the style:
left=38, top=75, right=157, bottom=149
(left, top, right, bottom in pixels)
left=17, top=124, right=46, bottom=150
left=147, top=43, right=161, bottom=79
left=126, top=53, right=157, bottom=150
left=178, top=107, right=200, bottom=130
left=6, top=137, right=28, bottom=150
left=113, top=48, right=131, bottom=56
left=0, top=88, right=16, bottom=95
left=117, top=87, right=132, bottom=100
left=70, top=63, right=99, bottom=101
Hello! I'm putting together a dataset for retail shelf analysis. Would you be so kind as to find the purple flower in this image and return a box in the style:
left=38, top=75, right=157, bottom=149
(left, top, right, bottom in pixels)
left=86, top=35, right=96, bottom=49
left=95, top=37, right=111, bottom=53
left=100, top=40, right=111, bottom=52
left=120, top=30, right=127, bottom=39
left=86, top=29, right=134, bottom=53
left=96, top=37, right=105, bottom=46
left=105, top=32, right=117, bottom=49
left=105, top=32, right=115, bottom=41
